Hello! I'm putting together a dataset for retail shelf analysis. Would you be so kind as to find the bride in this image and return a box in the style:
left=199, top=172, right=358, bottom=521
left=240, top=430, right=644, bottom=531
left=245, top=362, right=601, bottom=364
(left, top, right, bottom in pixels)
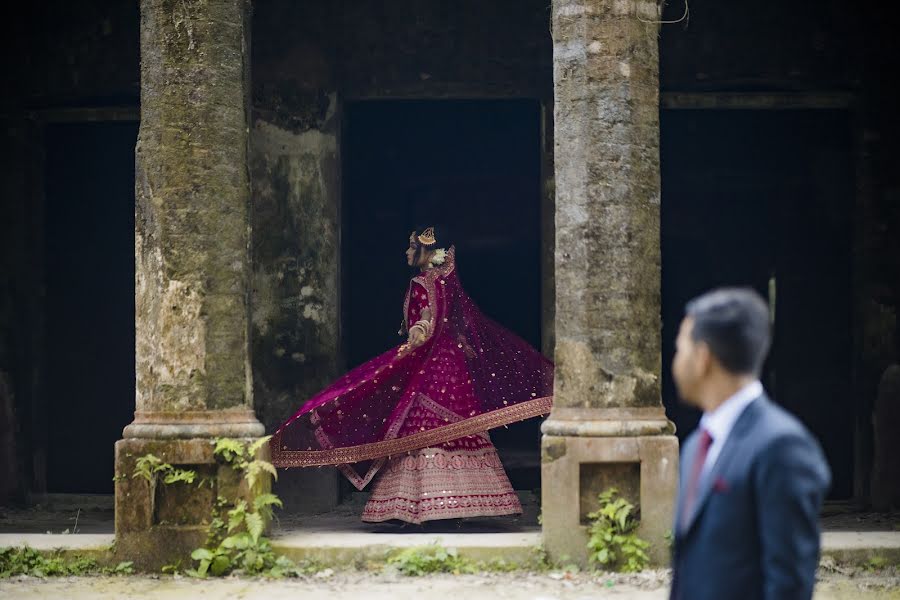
left=271, top=227, right=553, bottom=524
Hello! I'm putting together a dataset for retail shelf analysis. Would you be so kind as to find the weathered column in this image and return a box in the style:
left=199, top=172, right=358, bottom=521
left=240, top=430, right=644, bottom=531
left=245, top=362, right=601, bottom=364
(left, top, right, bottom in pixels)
left=115, top=0, right=263, bottom=567
left=541, top=0, right=678, bottom=566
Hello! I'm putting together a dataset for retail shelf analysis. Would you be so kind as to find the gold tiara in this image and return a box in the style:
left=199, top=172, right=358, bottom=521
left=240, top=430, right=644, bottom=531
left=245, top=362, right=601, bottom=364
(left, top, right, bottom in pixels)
left=417, top=227, right=436, bottom=246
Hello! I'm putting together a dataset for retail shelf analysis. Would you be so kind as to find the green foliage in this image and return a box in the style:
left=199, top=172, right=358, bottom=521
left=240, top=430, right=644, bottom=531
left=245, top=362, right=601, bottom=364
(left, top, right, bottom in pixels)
left=387, top=544, right=477, bottom=576
left=132, top=453, right=165, bottom=482
left=132, top=453, right=197, bottom=486
left=586, top=487, right=651, bottom=573
left=128, top=436, right=299, bottom=578
left=664, top=529, right=674, bottom=549
left=864, top=555, right=889, bottom=572
left=0, top=547, right=132, bottom=579
left=183, top=436, right=299, bottom=578
left=213, top=438, right=245, bottom=463
left=213, top=435, right=278, bottom=495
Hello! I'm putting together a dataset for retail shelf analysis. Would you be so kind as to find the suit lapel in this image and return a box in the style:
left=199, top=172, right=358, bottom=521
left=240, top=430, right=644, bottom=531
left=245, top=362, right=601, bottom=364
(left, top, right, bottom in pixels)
left=674, top=433, right=698, bottom=535
left=682, top=395, right=765, bottom=534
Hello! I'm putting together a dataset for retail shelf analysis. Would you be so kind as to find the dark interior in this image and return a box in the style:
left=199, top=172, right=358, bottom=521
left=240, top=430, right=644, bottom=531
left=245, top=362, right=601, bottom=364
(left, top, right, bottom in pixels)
left=342, top=99, right=544, bottom=488
left=660, top=109, right=854, bottom=499
left=44, top=122, right=137, bottom=494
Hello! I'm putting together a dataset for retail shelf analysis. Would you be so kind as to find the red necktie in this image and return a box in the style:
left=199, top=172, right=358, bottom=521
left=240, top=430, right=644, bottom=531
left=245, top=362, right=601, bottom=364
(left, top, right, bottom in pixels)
left=681, top=428, right=713, bottom=528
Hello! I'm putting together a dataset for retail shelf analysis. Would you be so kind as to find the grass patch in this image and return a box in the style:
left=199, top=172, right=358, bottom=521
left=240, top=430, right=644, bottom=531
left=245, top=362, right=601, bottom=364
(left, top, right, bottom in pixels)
left=0, top=546, right=132, bottom=578
left=386, top=545, right=477, bottom=576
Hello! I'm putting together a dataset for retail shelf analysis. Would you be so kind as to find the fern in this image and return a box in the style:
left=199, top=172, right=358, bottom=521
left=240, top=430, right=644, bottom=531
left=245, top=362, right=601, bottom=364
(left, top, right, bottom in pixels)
left=248, top=435, right=273, bottom=456
left=129, top=437, right=298, bottom=578
left=213, top=438, right=245, bottom=463
left=245, top=513, right=264, bottom=543
left=253, top=493, right=283, bottom=521
left=163, top=468, right=197, bottom=485
left=244, top=459, right=278, bottom=493
left=132, top=454, right=167, bottom=482
left=586, top=487, right=651, bottom=573
left=183, top=437, right=298, bottom=578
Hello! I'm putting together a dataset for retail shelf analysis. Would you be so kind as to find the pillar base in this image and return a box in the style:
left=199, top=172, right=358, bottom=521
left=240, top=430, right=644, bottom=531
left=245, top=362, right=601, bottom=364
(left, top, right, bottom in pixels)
left=540, top=432, right=679, bottom=567
left=114, top=436, right=265, bottom=570
left=122, top=409, right=265, bottom=439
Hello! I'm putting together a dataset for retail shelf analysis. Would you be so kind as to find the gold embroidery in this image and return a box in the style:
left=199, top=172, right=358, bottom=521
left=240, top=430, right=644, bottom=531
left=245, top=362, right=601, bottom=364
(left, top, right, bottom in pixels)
left=271, top=396, right=552, bottom=468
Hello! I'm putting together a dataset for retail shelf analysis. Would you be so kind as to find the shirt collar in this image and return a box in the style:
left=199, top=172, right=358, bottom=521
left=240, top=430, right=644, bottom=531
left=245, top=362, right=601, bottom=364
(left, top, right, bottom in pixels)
left=699, top=380, right=763, bottom=443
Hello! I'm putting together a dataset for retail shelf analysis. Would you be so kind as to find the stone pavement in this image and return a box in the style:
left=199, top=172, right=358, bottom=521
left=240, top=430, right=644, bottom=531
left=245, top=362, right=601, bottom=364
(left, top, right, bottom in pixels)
left=0, top=571, right=899, bottom=600
left=2, top=496, right=900, bottom=568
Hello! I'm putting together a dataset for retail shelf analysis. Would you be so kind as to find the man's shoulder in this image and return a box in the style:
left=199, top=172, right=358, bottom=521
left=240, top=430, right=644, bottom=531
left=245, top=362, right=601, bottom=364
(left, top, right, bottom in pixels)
left=747, top=396, right=827, bottom=471
left=751, top=396, right=813, bottom=442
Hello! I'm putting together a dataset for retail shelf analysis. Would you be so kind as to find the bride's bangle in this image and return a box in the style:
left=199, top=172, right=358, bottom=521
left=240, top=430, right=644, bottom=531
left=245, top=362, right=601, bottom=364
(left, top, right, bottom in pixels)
left=411, top=319, right=432, bottom=338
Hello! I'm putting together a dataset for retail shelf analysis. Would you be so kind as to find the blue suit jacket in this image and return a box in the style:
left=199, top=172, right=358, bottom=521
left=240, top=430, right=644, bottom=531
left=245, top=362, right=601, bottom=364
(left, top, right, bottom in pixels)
left=670, top=395, right=831, bottom=600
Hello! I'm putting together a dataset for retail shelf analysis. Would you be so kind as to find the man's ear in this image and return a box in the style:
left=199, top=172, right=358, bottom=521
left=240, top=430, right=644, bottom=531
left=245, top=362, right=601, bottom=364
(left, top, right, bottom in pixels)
left=695, top=342, right=713, bottom=376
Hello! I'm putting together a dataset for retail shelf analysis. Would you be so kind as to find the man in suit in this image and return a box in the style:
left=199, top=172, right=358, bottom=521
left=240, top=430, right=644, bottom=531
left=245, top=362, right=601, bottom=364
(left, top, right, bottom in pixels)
left=670, top=288, right=831, bottom=600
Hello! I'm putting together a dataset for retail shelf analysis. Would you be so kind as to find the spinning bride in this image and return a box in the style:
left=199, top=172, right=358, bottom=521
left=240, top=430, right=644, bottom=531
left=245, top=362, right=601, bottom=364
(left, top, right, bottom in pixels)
left=271, top=227, right=553, bottom=524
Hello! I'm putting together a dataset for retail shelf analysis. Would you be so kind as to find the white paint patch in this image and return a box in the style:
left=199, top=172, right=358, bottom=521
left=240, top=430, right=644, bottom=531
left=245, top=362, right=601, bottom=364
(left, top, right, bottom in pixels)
left=302, top=303, right=323, bottom=323
left=251, top=120, right=337, bottom=158
left=618, top=61, right=632, bottom=78
left=300, top=286, right=315, bottom=298
left=155, top=279, right=206, bottom=383
left=554, top=40, right=586, bottom=63
left=612, top=0, right=632, bottom=15
left=587, top=40, right=603, bottom=54
left=250, top=268, right=277, bottom=337
left=555, top=4, right=586, bottom=17
left=636, top=0, right=661, bottom=20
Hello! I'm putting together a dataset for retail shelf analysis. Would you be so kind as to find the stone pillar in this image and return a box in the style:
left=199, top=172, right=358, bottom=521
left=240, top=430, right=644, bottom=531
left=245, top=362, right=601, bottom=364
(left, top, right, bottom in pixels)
left=541, top=0, right=678, bottom=566
left=115, top=0, right=263, bottom=568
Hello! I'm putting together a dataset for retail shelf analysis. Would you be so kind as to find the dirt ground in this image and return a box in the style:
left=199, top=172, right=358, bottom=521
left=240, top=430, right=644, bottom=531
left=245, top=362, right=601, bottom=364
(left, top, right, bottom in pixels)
left=0, top=570, right=898, bottom=600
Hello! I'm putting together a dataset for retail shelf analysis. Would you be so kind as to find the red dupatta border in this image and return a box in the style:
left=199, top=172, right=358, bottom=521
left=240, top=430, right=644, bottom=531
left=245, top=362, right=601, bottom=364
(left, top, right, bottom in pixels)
left=270, top=395, right=552, bottom=468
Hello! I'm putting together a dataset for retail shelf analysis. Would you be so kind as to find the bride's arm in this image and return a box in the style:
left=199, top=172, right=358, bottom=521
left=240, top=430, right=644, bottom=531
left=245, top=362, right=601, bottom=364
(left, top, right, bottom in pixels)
left=408, top=307, right=432, bottom=347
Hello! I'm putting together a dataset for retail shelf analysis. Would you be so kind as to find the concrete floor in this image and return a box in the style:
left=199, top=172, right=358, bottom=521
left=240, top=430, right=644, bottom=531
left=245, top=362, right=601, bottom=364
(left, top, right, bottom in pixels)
left=1, top=494, right=898, bottom=568
left=1, top=496, right=898, bottom=599
left=0, top=572, right=898, bottom=600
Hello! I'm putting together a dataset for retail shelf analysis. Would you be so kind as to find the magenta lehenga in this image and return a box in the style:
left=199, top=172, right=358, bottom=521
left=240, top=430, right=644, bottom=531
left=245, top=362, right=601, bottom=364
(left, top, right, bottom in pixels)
left=271, top=247, right=553, bottom=523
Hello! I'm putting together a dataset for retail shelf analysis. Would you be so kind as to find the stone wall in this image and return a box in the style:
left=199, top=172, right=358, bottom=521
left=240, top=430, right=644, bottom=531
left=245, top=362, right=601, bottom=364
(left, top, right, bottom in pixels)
left=659, top=0, right=861, bottom=90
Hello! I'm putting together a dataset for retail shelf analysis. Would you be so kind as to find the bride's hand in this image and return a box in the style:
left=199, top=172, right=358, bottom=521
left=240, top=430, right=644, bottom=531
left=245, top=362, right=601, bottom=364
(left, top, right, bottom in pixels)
left=409, top=327, right=426, bottom=347
left=397, top=328, right=425, bottom=357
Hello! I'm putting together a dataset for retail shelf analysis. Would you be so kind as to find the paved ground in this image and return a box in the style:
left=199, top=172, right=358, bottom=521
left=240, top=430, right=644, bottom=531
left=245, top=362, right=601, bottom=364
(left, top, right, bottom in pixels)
left=0, top=571, right=898, bottom=600
left=1, top=496, right=898, bottom=599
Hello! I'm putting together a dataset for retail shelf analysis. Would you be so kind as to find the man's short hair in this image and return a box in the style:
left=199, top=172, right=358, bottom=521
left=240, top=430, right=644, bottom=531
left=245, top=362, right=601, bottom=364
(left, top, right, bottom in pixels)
left=685, top=288, right=771, bottom=376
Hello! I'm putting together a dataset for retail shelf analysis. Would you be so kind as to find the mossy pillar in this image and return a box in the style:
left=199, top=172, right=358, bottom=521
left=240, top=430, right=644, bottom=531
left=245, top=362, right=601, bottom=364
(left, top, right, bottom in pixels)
left=541, top=0, right=678, bottom=566
left=115, top=0, right=263, bottom=568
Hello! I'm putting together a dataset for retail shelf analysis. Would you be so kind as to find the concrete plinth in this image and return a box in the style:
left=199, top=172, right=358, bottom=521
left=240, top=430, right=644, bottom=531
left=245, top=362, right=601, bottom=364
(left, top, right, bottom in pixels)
left=113, top=437, right=263, bottom=570
left=541, top=432, right=678, bottom=566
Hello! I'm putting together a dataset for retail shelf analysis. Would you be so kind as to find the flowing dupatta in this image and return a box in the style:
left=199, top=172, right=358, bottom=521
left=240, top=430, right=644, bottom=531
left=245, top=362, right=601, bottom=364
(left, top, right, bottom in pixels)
left=270, top=247, right=553, bottom=489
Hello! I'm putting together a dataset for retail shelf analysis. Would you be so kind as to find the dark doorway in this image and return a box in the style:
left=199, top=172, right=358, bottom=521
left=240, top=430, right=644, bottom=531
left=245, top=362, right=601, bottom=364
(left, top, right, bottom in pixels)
left=44, top=121, right=137, bottom=494
left=342, top=99, right=543, bottom=488
left=660, top=109, right=854, bottom=499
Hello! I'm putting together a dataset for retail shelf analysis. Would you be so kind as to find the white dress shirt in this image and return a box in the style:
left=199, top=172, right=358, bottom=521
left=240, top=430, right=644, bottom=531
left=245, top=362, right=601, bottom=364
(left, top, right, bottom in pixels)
left=698, top=380, right=764, bottom=477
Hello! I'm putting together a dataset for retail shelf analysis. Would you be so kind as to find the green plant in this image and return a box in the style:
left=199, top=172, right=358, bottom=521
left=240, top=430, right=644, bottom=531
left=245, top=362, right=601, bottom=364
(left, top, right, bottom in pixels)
left=132, top=453, right=197, bottom=486
left=212, top=436, right=278, bottom=493
left=386, top=544, right=477, bottom=576
left=0, top=546, right=132, bottom=579
left=864, top=555, right=889, bottom=572
left=586, top=487, right=650, bottom=573
left=184, top=436, right=300, bottom=578
left=129, top=436, right=302, bottom=578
